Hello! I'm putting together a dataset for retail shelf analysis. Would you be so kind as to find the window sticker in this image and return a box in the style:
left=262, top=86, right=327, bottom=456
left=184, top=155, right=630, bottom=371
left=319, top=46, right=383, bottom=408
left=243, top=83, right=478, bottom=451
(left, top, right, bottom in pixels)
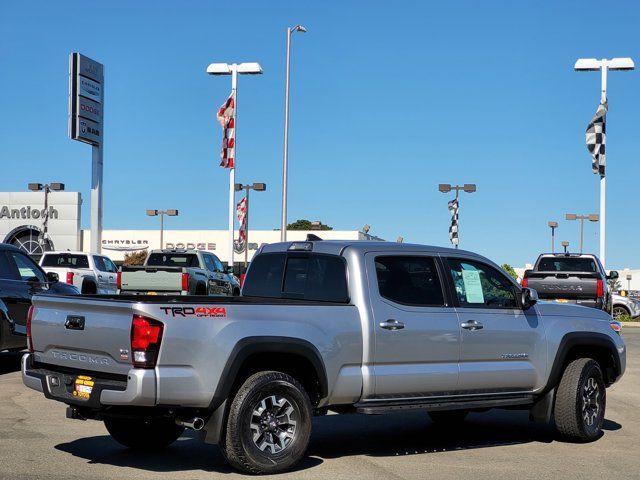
left=462, top=269, right=484, bottom=304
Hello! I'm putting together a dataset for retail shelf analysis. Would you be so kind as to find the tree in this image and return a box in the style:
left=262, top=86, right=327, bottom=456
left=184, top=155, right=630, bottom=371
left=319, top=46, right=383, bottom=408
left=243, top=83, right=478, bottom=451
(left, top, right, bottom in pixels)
left=501, top=263, right=519, bottom=281
left=608, top=278, right=622, bottom=292
left=123, top=250, right=148, bottom=266
left=286, top=219, right=333, bottom=231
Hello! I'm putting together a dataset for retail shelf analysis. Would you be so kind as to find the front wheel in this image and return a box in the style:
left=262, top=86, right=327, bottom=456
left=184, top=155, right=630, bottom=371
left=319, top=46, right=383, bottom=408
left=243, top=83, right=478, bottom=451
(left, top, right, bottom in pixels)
left=221, top=371, right=312, bottom=474
left=554, top=358, right=606, bottom=442
left=612, top=305, right=630, bottom=319
left=104, top=417, right=184, bottom=450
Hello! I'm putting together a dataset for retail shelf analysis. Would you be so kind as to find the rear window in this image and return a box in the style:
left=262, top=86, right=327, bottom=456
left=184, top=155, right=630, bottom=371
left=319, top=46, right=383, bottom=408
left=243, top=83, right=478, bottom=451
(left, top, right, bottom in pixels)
left=146, top=253, right=199, bottom=268
left=41, top=254, right=89, bottom=269
left=243, top=253, right=349, bottom=302
left=537, top=257, right=597, bottom=272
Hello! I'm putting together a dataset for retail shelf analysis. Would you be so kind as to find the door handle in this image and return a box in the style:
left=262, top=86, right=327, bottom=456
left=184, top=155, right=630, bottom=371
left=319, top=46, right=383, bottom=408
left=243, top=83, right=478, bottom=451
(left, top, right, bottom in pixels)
left=379, top=319, right=405, bottom=331
left=461, top=320, right=484, bottom=331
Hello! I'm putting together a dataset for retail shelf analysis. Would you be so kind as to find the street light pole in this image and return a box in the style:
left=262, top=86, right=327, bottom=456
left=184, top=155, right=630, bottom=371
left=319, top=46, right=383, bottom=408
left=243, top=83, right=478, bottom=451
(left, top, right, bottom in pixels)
left=206, top=62, right=263, bottom=268
left=438, top=183, right=476, bottom=248
left=561, top=241, right=570, bottom=254
left=146, top=209, right=178, bottom=249
left=28, top=182, right=64, bottom=252
left=235, top=182, right=266, bottom=270
left=548, top=221, right=558, bottom=253
left=574, top=57, right=635, bottom=268
left=565, top=213, right=599, bottom=254
left=281, top=25, right=307, bottom=242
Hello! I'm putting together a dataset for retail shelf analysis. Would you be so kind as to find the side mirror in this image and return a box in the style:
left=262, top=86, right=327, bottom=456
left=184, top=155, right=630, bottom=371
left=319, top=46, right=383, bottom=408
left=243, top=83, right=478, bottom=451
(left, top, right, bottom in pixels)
left=607, top=270, right=619, bottom=280
left=46, top=271, right=59, bottom=283
left=226, top=266, right=235, bottom=274
left=522, top=287, right=538, bottom=310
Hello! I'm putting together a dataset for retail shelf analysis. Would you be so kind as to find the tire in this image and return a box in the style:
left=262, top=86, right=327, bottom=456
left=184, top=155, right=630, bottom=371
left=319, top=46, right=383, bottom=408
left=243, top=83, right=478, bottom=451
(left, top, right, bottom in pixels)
left=104, top=417, right=184, bottom=450
left=612, top=305, right=630, bottom=319
left=81, top=281, right=97, bottom=295
left=553, top=358, right=606, bottom=442
left=232, top=288, right=240, bottom=297
left=428, top=410, right=469, bottom=424
left=221, top=371, right=312, bottom=475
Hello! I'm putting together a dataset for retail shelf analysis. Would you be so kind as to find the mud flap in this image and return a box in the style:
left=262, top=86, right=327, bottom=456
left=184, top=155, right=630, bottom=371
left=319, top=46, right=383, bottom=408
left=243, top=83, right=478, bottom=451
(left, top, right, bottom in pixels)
left=200, top=400, right=227, bottom=445
left=529, top=388, right=555, bottom=423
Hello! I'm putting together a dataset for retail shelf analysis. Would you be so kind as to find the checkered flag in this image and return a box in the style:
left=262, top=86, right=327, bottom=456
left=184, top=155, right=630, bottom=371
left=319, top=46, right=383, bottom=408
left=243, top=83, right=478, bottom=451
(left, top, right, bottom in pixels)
left=586, top=101, right=607, bottom=177
left=217, top=92, right=236, bottom=168
left=448, top=198, right=459, bottom=246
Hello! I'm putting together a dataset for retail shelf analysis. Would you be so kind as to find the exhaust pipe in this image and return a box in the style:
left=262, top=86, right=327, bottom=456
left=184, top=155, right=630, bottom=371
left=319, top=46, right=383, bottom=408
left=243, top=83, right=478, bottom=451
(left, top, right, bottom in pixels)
left=175, top=417, right=205, bottom=431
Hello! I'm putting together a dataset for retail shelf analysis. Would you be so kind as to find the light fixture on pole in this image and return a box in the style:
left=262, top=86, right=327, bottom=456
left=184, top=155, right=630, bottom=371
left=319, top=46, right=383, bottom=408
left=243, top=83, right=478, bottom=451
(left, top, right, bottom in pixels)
left=146, top=209, right=178, bottom=249
left=438, top=183, right=476, bottom=248
left=561, top=241, right=570, bottom=253
left=206, top=61, right=263, bottom=268
left=565, top=213, right=599, bottom=254
left=281, top=24, right=307, bottom=242
left=626, top=273, right=632, bottom=292
left=547, top=221, right=558, bottom=253
left=574, top=57, right=635, bottom=268
left=28, top=182, right=65, bottom=252
left=234, top=182, right=266, bottom=269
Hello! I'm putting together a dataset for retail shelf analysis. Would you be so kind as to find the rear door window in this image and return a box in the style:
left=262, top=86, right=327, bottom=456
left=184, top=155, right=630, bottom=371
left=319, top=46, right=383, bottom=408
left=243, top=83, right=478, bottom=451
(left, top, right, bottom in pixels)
left=93, top=256, right=107, bottom=272
left=375, top=256, right=445, bottom=306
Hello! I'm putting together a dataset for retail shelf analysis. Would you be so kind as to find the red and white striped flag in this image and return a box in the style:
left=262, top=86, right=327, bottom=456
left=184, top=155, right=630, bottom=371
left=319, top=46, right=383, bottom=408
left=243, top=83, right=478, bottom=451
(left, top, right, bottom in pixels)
left=236, top=196, right=247, bottom=246
left=217, top=92, right=236, bottom=168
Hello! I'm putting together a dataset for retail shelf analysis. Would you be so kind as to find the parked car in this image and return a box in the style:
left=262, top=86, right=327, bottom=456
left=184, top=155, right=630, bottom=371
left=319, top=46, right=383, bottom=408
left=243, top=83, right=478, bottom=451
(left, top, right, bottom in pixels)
left=40, top=251, right=118, bottom=295
left=612, top=293, right=640, bottom=319
left=23, top=240, right=625, bottom=474
left=522, top=253, right=616, bottom=311
left=0, top=244, right=78, bottom=352
left=117, top=249, right=239, bottom=296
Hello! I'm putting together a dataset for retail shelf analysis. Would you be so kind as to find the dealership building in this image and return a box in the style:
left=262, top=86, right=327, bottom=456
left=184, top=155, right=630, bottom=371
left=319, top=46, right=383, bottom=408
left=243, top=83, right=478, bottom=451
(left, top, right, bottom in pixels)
left=0, top=190, right=380, bottom=265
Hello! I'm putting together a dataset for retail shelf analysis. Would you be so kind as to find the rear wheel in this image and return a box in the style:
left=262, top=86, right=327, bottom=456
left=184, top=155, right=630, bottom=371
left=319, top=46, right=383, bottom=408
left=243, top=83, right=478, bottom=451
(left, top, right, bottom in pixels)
left=221, top=371, right=312, bottom=474
left=428, top=410, right=469, bottom=424
left=104, top=417, right=184, bottom=450
left=81, top=281, right=97, bottom=294
left=554, top=358, right=606, bottom=442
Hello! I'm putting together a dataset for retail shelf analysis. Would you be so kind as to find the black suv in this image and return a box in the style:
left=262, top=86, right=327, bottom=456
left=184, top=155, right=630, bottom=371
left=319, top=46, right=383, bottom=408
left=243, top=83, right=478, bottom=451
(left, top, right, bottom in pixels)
left=1, top=244, right=79, bottom=352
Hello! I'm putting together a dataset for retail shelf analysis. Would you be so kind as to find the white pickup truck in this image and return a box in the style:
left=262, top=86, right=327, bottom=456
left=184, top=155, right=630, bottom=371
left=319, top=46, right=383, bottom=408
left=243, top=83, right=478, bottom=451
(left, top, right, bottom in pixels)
left=39, top=252, right=118, bottom=295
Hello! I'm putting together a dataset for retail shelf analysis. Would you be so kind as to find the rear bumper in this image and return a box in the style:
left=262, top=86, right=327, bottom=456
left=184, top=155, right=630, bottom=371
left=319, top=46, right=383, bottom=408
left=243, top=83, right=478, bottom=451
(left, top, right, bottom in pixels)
left=21, top=353, right=156, bottom=407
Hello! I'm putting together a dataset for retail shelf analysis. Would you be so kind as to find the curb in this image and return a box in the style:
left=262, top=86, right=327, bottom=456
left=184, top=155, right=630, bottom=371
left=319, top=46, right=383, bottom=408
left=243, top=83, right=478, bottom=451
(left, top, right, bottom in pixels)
left=621, top=322, right=640, bottom=328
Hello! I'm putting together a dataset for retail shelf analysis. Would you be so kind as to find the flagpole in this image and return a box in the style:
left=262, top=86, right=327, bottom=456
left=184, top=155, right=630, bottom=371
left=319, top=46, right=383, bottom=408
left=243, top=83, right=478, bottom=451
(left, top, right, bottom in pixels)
left=599, top=65, right=607, bottom=268
left=229, top=67, right=237, bottom=270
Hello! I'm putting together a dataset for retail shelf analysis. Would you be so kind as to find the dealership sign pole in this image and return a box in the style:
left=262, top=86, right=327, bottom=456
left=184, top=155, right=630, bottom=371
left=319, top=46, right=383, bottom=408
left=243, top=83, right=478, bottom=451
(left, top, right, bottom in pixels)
left=69, top=53, right=104, bottom=254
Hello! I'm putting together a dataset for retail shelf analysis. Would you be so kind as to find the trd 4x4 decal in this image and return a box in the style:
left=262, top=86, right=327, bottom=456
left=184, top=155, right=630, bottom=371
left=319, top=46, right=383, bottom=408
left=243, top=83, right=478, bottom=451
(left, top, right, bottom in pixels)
left=160, top=306, right=227, bottom=318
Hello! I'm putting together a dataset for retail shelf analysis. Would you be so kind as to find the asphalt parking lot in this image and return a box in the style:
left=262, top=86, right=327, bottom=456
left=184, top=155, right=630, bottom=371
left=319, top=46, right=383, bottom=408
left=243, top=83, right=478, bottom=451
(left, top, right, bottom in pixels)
left=1, top=330, right=639, bottom=480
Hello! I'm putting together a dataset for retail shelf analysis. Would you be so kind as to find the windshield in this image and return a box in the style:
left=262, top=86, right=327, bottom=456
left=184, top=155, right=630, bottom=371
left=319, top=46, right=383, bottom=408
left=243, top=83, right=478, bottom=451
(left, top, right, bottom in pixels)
left=146, top=253, right=199, bottom=268
left=537, top=257, right=597, bottom=272
left=41, top=254, right=90, bottom=269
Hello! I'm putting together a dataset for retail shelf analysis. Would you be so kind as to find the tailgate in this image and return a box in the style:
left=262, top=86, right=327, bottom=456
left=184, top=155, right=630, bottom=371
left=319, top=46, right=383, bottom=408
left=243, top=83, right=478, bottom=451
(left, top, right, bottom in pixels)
left=526, top=272, right=599, bottom=300
left=30, top=295, right=135, bottom=375
left=120, top=268, right=183, bottom=292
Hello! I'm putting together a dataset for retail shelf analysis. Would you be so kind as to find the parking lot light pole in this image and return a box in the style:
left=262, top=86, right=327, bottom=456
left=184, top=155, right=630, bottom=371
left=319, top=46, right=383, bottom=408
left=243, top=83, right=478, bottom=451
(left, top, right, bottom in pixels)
left=561, top=241, right=570, bottom=253
left=146, top=209, right=178, bottom=249
left=574, top=57, right=635, bottom=268
left=565, top=213, right=599, bottom=254
left=206, top=62, right=263, bottom=268
left=281, top=25, right=307, bottom=242
left=627, top=273, right=632, bottom=292
left=28, top=182, right=64, bottom=249
left=235, top=182, right=266, bottom=269
left=548, top=221, right=558, bottom=253
left=438, top=183, right=476, bottom=248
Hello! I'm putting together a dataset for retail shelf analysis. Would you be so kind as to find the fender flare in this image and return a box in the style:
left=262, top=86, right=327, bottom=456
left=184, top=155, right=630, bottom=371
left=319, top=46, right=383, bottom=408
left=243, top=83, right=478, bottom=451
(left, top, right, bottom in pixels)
left=208, top=336, right=328, bottom=412
left=543, top=331, right=621, bottom=393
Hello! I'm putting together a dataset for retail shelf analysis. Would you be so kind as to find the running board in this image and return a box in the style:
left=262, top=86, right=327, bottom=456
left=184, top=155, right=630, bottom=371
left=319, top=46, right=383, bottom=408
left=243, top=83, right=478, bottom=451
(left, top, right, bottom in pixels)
left=355, top=394, right=535, bottom=415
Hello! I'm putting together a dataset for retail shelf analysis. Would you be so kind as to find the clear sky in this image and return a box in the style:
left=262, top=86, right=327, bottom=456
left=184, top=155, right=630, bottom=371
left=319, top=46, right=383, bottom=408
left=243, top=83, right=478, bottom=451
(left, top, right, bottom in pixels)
left=1, top=0, right=639, bottom=268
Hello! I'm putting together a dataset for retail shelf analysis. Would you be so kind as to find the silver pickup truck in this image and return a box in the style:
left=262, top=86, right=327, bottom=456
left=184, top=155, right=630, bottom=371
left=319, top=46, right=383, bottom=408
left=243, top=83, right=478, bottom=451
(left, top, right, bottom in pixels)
left=118, top=249, right=240, bottom=296
left=22, top=240, right=625, bottom=474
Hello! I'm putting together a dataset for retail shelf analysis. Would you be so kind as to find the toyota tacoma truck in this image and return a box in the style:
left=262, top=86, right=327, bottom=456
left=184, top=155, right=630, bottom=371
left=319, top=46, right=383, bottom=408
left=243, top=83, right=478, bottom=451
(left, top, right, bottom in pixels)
left=22, top=241, right=625, bottom=474
left=117, top=249, right=239, bottom=296
left=522, top=253, right=617, bottom=311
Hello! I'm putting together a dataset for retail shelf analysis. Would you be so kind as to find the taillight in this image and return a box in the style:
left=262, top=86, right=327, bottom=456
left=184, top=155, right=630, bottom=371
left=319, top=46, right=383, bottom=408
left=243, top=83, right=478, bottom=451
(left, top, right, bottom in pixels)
left=181, top=272, right=189, bottom=291
left=521, top=277, right=528, bottom=288
left=66, top=271, right=74, bottom=284
left=116, top=271, right=122, bottom=289
left=130, top=315, right=163, bottom=368
left=596, top=278, right=604, bottom=298
left=26, top=306, right=34, bottom=353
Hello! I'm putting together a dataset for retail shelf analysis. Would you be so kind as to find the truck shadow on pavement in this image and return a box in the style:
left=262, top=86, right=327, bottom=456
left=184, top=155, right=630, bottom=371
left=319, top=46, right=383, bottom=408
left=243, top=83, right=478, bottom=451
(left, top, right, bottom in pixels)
left=55, top=409, right=622, bottom=473
left=0, top=352, right=23, bottom=375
